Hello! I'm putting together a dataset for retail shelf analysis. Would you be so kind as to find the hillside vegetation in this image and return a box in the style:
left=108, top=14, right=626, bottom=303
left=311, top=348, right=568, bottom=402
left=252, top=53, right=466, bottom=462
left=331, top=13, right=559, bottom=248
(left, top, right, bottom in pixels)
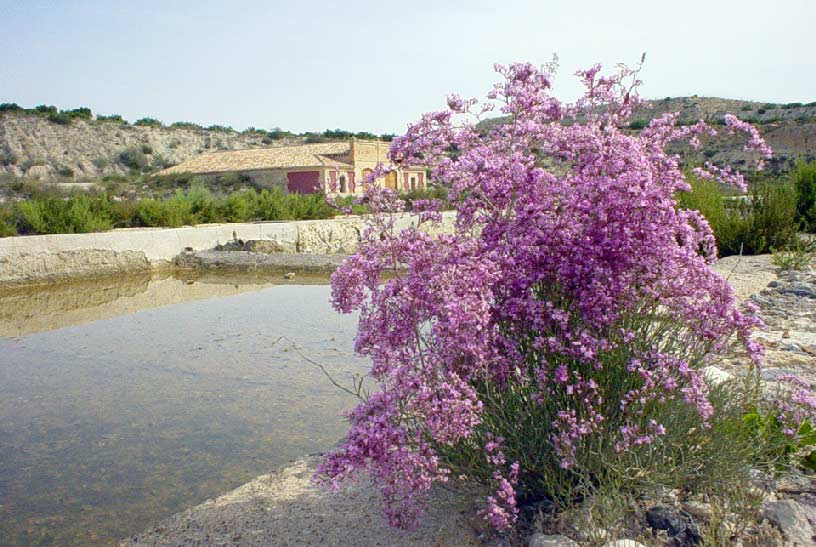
left=0, top=103, right=393, bottom=180
left=479, top=96, right=816, bottom=174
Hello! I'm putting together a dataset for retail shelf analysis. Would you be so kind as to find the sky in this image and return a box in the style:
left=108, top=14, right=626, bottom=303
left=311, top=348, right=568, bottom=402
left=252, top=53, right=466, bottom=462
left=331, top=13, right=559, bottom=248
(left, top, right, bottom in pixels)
left=1, top=0, right=814, bottom=135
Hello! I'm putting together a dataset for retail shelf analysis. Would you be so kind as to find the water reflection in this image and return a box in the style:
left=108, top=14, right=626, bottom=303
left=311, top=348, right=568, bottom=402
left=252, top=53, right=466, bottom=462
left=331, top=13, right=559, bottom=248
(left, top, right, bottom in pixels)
left=0, top=275, right=364, bottom=546
left=0, top=271, right=332, bottom=338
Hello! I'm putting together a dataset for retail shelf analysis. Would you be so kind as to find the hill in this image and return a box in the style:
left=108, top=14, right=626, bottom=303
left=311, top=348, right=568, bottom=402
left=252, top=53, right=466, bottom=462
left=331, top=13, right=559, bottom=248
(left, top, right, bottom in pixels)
left=479, top=96, right=816, bottom=174
left=0, top=111, right=301, bottom=179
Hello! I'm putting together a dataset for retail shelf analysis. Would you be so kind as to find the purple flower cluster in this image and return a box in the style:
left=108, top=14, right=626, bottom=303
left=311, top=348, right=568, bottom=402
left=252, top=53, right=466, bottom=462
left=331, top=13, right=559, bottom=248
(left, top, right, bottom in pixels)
left=313, top=60, right=769, bottom=529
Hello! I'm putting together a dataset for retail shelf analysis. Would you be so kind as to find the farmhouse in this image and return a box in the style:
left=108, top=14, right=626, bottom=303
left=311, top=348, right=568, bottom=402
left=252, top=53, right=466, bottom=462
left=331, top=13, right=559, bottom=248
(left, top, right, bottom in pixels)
left=158, top=139, right=426, bottom=195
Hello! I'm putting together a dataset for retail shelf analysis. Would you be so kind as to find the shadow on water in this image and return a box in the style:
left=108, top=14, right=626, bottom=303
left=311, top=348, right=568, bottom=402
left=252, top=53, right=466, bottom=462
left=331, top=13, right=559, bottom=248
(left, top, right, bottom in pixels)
left=0, top=271, right=365, bottom=546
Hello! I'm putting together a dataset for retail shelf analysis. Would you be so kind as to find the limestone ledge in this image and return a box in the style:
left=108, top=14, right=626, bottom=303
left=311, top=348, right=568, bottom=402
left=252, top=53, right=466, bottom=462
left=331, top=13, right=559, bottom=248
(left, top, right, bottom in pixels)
left=0, top=212, right=456, bottom=287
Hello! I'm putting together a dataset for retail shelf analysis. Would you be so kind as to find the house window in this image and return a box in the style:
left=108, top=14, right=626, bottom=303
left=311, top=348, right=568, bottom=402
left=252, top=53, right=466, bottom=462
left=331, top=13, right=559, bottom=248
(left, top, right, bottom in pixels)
left=339, top=175, right=347, bottom=193
left=410, top=176, right=417, bottom=191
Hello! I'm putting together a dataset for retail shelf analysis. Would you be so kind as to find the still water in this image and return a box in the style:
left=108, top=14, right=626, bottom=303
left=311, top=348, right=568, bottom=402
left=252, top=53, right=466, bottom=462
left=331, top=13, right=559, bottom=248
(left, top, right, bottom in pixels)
left=0, top=272, right=365, bottom=546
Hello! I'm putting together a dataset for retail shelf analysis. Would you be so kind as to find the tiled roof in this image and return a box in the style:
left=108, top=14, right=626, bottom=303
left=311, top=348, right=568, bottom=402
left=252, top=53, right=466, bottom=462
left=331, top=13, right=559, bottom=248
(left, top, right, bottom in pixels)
left=159, top=142, right=352, bottom=175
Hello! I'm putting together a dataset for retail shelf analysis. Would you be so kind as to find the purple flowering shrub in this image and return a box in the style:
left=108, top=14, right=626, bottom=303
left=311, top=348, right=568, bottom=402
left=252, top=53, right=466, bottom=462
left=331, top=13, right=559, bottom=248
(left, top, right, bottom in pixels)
left=313, top=60, right=779, bottom=530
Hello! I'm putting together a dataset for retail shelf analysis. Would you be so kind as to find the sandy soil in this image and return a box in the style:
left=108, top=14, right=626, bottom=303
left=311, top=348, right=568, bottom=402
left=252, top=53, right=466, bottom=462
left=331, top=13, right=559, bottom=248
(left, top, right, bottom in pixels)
left=712, top=254, right=779, bottom=301
left=119, top=456, right=488, bottom=547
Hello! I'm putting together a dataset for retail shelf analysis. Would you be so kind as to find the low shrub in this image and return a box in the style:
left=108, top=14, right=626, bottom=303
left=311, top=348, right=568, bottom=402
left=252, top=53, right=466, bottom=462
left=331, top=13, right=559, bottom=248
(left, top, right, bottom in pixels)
left=133, top=117, right=163, bottom=128
left=47, top=112, right=73, bottom=125
left=170, top=121, right=203, bottom=130
left=206, top=124, right=234, bottom=133
left=118, top=148, right=149, bottom=170
left=92, top=157, right=110, bottom=169
left=15, top=195, right=113, bottom=234
left=34, top=105, right=58, bottom=115
left=0, top=207, right=16, bottom=237
left=0, top=103, right=22, bottom=113
left=265, top=129, right=294, bottom=140
left=140, top=144, right=153, bottom=155
left=628, top=119, right=647, bottom=130
left=792, top=160, right=816, bottom=232
left=771, top=237, right=816, bottom=271
left=97, top=114, right=124, bottom=123
left=677, top=177, right=799, bottom=256
left=57, top=166, right=74, bottom=178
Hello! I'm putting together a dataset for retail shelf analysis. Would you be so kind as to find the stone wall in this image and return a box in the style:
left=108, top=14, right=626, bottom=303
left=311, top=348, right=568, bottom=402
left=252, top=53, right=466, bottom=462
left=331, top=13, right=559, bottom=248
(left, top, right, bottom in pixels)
left=0, top=212, right=455, bottom=287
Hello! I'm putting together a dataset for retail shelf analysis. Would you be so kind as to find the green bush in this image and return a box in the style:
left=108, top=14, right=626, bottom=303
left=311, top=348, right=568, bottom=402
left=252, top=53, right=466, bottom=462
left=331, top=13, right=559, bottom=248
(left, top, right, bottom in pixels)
left=677, top=176, right=799, bottom=256
left=119, top=148, right=149, bottom=170
left=135, top=196, right=189, bottom=228
left=134, top=117, right=163, bottom=128
left=57, top=166, right=74, bottom=178
left=170, top=121, right=203, bottom=130
left=140, top=144, right=153, bottom=155
left=792, top=161, right=816, bottom=232
left=15, top=195, right=113, bottom=234
left=0, top=206, right=16, bottom=237
left=0, top=102, right=22, bottom=113
left=0, top=185, right=350, bottom=236
left=628, top=120, right=648, bottom=130
left=265, top=129, right=293, bottom=141
left=97, top=114, right=125, bottom=123
left=47, top=112, right=73, bottom=125
left=34, top=105, right=58, bottom=115
left=206, top=124, right=234, bottom=133
left=92, top=157, right=110, bottom=169
left=65, top=107, right=92, bottom=120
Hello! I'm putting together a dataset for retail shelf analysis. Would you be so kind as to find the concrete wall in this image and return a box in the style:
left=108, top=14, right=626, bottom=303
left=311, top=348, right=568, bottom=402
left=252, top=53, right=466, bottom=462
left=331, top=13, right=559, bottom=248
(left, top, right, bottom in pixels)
left=0, top=212, right=455, bottom=287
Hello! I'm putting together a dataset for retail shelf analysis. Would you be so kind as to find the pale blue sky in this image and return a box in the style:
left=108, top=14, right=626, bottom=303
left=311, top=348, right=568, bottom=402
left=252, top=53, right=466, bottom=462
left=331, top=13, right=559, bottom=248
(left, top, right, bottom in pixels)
left=1, top=0, right=813, bottom=134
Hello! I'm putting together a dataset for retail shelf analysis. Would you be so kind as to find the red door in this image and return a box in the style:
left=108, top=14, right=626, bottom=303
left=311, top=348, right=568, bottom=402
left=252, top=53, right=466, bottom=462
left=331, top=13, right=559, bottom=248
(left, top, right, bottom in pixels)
left=287, top=171, right=320, bottom=194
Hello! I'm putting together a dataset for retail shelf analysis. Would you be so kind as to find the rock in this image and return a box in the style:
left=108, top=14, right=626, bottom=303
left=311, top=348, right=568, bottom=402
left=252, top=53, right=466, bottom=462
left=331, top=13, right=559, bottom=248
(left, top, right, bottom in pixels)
left=777, top=473, right=816, bottom=495
left=283, top=272, right=295, bottom=280
left=780, top=282, right=816, bottom=299
left=25, top=164, right=50, bottom=179
left=601, top=541, right=646, bottom=547
left=681, top=500, right=712, bottom=520
left=0, top=249, right=151, bottom=287
left=702, top=365, right=733, bottom=386
left=762, top=499, right=816, bottom=546
left=645, top=505, right=698, bottom=543
left=244, top=240, right=288, bottom=254
left=528, top=534, right=579, bottom=547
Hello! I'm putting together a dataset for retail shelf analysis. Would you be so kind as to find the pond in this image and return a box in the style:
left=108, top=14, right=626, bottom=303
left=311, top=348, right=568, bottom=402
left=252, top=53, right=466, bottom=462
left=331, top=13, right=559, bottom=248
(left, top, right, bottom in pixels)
left=0, top=272, right=365, bottom=546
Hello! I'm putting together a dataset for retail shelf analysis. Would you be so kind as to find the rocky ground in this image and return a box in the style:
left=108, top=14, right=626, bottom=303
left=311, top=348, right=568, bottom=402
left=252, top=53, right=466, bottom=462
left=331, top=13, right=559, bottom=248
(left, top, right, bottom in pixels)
left=119, top=255, right=815, bottom=547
